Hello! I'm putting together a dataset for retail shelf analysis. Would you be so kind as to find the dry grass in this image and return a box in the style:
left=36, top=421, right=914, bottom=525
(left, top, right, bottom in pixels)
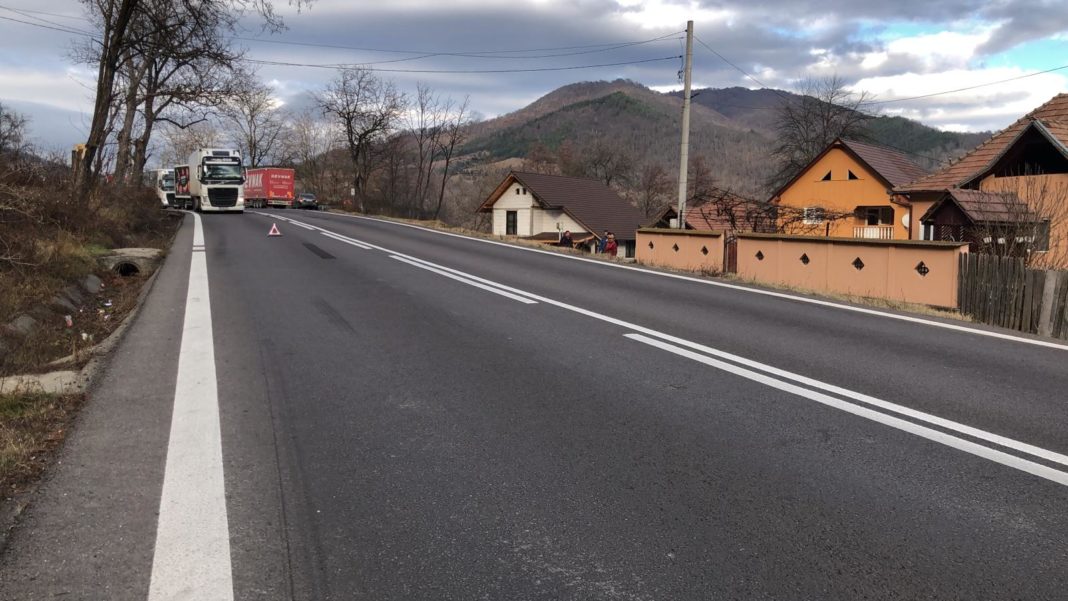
left=1, top=172, right=181, bottom=374
left=0, top=390, right=82, bottom=495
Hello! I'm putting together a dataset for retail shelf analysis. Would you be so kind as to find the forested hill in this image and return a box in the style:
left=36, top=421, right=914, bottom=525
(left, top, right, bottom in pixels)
left=461, top=80, right=988, bottom=197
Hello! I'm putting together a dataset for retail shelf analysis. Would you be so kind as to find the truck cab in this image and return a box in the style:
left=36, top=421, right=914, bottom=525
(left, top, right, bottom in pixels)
left=154, top=169, right=175, bottom=208
left=187, top=148, right=245, bottom=213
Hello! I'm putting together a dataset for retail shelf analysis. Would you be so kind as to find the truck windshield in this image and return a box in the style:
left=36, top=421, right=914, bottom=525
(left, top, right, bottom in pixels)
left=161, top=175, right=174, bottom=190
left=204, top=163, right=243, bottom=181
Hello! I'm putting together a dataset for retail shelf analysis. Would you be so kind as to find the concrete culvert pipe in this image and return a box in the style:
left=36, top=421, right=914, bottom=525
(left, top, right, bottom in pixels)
left=114, top=262, right=140, bottom=277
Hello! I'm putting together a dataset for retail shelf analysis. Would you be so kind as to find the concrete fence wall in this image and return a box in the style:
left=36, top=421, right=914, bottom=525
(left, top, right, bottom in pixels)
left=636, top=229, right=725, bottom=273
left=736, top=234, right=970, bottom=308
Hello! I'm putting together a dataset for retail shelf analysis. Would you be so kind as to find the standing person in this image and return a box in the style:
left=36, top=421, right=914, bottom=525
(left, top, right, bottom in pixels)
left=559, top=230, right=574, bottom=248
left=597, top=230, right=609, bottom=253
left=603, top=232, right=618, bottom=257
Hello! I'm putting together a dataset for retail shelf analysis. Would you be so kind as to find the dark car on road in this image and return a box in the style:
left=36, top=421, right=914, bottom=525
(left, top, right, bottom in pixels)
left=295, top=192, right=318, bottom=209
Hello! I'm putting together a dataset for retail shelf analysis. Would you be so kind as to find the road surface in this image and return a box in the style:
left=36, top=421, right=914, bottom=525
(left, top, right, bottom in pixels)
left=2, top=210, right=1067, bottom=600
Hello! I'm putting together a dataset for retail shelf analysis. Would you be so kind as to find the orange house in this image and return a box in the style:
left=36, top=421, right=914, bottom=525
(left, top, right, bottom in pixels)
left=769, top=138, right=928, bottom=240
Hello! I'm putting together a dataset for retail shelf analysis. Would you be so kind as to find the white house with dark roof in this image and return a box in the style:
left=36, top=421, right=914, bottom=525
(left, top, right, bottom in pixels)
left=477, top=171, right=647, bottom=257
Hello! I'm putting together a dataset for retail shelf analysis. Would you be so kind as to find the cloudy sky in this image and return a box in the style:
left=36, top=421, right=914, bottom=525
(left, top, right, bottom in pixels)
left=1, top=0, right=1066, bottom=150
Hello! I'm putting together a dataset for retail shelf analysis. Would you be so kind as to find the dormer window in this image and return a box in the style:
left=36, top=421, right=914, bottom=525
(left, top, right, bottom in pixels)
left=821, top=171, right=832, bottom=181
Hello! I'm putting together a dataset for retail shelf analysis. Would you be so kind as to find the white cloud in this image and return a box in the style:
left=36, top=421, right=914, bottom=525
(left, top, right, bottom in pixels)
left=0, top=66, right=95, bottom=113
left=616, top=0, right=733, bottom=30
left=883, top=29, right=991, bottom=70
left=850, top=67, right=1068, bottom=131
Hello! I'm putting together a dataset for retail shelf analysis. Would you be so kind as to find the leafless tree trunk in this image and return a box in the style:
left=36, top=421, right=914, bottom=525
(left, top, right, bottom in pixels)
left=434, top=96, right=470, bottom=221
left=317, top=67, right=406, bottom=212
left=636, top=163, right=672, bottom=216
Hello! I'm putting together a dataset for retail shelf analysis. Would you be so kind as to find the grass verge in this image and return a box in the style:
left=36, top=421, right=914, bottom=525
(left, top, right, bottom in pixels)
left=0, top=390, right=83, bottom=497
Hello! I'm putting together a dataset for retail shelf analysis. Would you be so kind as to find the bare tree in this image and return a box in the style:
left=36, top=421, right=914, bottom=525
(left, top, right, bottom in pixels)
left=157, top=118, right=223, bottom=167
left=0, top=103, right=29, bottom=157
left=522, top=142, right=558, bottom=174
left=406, top=83, right=445, bottom=216
left=580, top=139, right=634, bottom=187
left=317, top=67, right=406, bottom=211
left=636, top=163, right=672, bottom=216
left=433, top=96, right=471, bottom=220
left=220, top=71, right=287, bottom=167
left=73, top=0, right=306, bottom=201
left=770, top=75, right=874, bottom=190
left=285, top=107, right=336, bottom=196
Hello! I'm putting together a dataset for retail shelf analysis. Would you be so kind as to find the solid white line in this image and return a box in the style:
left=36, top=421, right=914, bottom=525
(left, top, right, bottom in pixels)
left=321, top=231, right=372, bottom=250
left=625, top=333, right=1068, bottom=488
left=390, top=255, right=537, bottom=304
left=393, top=254, right=1068, bottom=470
left=311, top=211, right=1068, bottom=352
left=289, top=221, right=315, bottom=231
left=149, top=213, right=234, bottom=600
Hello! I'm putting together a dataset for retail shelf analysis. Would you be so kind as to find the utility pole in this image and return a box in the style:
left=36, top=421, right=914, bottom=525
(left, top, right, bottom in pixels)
left=676, top=20, right=694, bottom=229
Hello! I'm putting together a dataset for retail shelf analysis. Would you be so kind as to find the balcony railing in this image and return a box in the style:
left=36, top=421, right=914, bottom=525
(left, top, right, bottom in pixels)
left=854, top=225, right=894, bottom=240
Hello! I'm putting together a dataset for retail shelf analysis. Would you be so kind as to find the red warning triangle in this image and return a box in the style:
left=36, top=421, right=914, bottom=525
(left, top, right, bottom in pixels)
left=268, top=223, right=282, bottom=237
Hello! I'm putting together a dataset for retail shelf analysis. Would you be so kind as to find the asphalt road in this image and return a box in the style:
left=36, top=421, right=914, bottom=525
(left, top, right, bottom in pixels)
left=3, top=209, right=1067, bottom=600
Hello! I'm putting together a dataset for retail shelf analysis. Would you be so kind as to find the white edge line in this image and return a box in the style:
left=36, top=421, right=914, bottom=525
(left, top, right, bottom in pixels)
left=393, top=253, right=1068, bottom=469
left=390, top=255, right=537, bottom=305
left=311, top=211, right=1068, bottom=352
left=149, top=212, right=234, bottom=600
left=625, top=333, right=1068, bottom=488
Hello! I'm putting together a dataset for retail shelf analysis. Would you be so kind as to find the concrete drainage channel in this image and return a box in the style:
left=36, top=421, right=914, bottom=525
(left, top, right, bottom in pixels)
left=0, top=248, right=165, bottom=394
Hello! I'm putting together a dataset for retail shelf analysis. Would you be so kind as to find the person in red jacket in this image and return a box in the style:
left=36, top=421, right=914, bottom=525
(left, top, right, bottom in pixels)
left=603, top=232, right=618, bottom=257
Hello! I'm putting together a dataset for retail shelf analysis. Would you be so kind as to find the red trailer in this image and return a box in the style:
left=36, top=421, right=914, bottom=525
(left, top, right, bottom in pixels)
left=244, top=168, right=296, bottom=208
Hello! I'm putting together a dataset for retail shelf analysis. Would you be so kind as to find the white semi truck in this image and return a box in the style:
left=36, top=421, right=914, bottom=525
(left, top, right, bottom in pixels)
left=187, top=148, right=245, bottom=213
left=152, top=168, right=175, bottom=208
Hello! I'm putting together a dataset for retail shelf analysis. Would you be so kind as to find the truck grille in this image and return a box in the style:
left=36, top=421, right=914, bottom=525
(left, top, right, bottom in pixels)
left=208, top=188, right=238, bottom=207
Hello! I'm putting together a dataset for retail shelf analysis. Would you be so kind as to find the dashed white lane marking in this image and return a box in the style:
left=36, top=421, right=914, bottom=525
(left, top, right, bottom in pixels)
left=390, top=255, right=537, bottom=304
left=148, top=212, right=234, bottom=600
left=299, top=210, right=1068, bottom=352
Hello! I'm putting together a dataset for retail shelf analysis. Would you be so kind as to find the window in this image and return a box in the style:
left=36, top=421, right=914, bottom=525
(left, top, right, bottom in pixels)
left=803, top=207, right=825, bottom=224
left=848, top=170, right=859, bottom=180
left=821, top=171, right=832, bottom=181
left=522, top=188, right=528, bottom=195
left=864, top=206, right=893, bottom=226
left=515, top=188, right=520, bottom=195
left=505, top=210, right=518, bottom=235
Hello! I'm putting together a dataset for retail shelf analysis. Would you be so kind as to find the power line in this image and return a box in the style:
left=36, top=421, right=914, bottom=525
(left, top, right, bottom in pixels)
left=0, top=5, right=84, bottom=22
left=235, top=31, right=684, bottom=61
left=0, top=5, right=94, bottom=35
left=244, top=55, right=682, bottom=73
left=0, top=13, right=92, bottom=37
left=860, top=64, right=1068, bottom=105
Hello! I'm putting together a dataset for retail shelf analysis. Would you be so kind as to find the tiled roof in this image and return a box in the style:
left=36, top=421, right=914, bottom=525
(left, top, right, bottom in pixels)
left=923, top=189, right=1039, bottom=224
left=897, top=93, right=1068, bottom=192
left=507, top=172, right=648, bottom=240
left=839, top=138, right=929, bottom=187
left=769, top=137, right=928, bottom=201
